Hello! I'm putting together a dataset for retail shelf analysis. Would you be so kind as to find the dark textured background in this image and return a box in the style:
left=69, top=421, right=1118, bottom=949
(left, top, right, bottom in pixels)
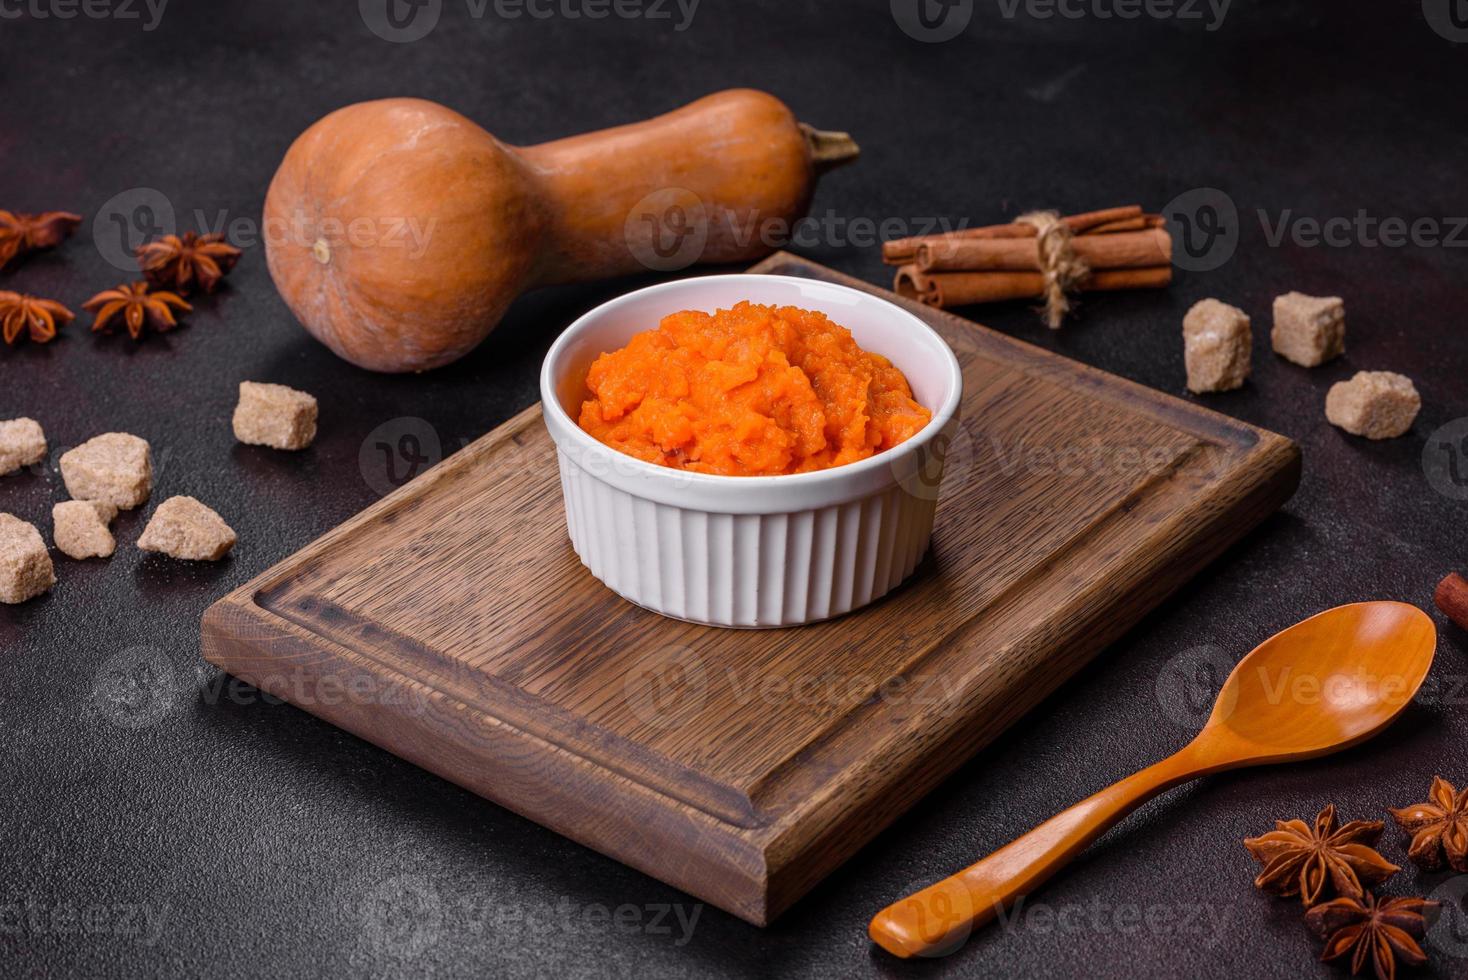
left=3, top=1, right=1467, bottom=977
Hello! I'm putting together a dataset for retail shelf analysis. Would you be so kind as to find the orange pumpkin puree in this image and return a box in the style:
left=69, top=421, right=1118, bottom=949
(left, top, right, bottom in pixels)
left=577, top=302, right=932, bottom=476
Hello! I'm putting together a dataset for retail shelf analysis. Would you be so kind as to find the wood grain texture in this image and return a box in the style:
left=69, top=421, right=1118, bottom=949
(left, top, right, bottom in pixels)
left=201, top=253, right=1301, bottom=925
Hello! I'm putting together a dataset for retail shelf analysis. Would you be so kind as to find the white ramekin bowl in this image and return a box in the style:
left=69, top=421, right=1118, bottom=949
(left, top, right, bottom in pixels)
left=539, top=274, right=963, bottom=628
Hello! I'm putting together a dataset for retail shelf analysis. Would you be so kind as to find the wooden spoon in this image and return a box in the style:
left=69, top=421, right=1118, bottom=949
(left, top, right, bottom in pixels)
left=869, top=601, right=1437, bottom=958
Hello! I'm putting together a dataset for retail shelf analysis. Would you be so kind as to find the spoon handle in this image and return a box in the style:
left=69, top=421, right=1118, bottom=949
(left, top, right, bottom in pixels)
left=868, top=747, right=1203, bottom=958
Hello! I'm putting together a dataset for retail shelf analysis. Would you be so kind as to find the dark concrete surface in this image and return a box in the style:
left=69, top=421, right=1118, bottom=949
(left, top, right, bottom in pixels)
left=2, top=1, right=1466, bottom=977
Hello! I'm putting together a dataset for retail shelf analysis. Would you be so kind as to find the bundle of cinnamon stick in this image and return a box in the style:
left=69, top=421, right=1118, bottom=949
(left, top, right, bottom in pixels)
left=883, top=205, right=1172, bottom=326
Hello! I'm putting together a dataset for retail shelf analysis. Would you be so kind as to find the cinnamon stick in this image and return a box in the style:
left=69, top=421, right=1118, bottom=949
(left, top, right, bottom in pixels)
left=1088, top=214, right=1166, bottom=235
left=916, top=227, right=1171, bottom=273
left=1436, top=572, right=1468, bottom=631
left=894, top=264, right=1172, bottom=308
left=882, top=224, right=1022, bottom=266
left=881, top=205, right=1147, bottom=265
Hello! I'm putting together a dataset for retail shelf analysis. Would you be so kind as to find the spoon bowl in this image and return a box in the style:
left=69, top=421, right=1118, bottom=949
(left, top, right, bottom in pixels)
left=869, top=601, right=1438, bottom=958
left=1204, top=601, right=1436, bottom=762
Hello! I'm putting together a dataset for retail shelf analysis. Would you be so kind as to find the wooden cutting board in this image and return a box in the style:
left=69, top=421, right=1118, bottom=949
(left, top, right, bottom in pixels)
left=202, top=253, right=1299, bottom=925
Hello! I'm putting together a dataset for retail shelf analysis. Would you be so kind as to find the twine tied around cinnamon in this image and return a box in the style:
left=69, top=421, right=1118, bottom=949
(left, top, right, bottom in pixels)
left=1016, top=210, right=1090, bottom=329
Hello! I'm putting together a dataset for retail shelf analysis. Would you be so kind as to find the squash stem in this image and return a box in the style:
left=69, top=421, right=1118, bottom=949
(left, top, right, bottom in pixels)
left=801, top=123, right=860, bottom=173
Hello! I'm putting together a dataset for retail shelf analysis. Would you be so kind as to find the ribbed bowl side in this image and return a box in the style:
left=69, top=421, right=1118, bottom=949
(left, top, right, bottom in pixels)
left=555, top=451, right=940, bottom=628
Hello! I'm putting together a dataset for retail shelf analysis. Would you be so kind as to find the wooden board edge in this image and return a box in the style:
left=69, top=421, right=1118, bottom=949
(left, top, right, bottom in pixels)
left=200, top=597, right=780, bottom=925
left=254, top=591, right=768, bottom=831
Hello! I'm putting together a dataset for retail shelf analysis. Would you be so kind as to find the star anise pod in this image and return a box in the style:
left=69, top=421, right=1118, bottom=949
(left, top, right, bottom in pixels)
left=82, top=281, right=191, bottom=341
left=1244, top=804, right=1399, bottom=905
left=1305, top=893, right=1437, bottom=980
left=0, top=291, right=74, bottom=345
left=1389, top=776, right=1468, bottom=873
left=135, top=232, right=241, bottom=294
left=0, top=210, right=82, bottom=271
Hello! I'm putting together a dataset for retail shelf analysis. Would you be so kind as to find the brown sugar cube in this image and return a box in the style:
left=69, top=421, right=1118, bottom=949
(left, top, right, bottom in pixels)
left=0, top=513, right=56, bottom=604
left=1325, top=370, right=1421, bottom=439
left=137, top=496, right=236, bottom=561
left=1272, top=292, right=1345, bottom=367
left=59, top=432, right=152, bottom=509
left=233, top=381, right=318, bottom=451
left=52, top=500, right=119, bottom=560
left=0, top=418, right=47, bottom=476
left=1183, top=299, right=1252, bottom=393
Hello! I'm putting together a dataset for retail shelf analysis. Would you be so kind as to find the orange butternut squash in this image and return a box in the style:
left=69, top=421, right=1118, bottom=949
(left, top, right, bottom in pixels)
left=262, top=89, right=858, bottom=373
